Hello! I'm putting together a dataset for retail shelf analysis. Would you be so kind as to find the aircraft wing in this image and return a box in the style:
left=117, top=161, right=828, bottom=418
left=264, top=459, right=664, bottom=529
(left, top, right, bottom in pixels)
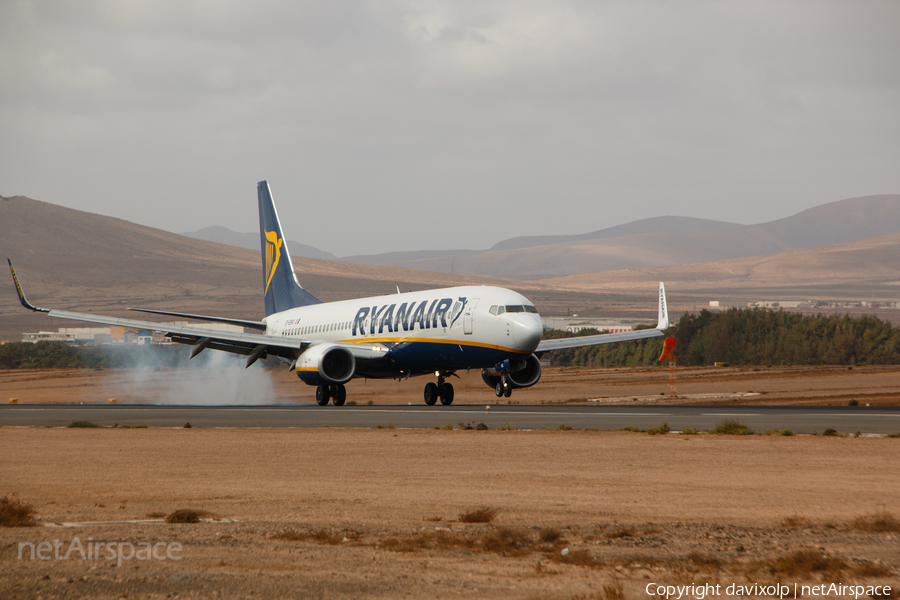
left=8, top=260, right=388, bottom=366
left=536, top=282, right=670, bottom=353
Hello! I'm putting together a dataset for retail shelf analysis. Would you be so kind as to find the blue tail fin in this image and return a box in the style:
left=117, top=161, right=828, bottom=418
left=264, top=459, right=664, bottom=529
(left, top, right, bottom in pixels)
left=257, top=181, right=321, bottom=316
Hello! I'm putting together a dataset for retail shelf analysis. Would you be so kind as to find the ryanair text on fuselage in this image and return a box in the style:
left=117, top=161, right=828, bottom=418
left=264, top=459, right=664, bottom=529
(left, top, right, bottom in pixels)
left=283, top=297, right=468, bottom=337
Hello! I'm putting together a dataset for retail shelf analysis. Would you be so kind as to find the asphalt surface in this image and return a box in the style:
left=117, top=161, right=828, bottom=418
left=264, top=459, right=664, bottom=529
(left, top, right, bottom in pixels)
left=3, top=404, right=900, bottom=433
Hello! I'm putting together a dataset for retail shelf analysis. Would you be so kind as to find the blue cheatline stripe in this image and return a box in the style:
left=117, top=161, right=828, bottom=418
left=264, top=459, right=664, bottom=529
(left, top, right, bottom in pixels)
left=296, top=340, right=530, bottom=385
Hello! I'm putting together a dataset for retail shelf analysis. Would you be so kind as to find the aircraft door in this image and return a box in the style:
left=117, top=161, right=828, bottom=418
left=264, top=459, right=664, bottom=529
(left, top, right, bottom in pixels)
left=463, top=299, right=479, bottom=335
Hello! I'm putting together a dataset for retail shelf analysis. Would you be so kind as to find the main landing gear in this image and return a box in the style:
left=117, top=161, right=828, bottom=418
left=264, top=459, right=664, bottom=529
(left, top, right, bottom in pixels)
left=424, top=375, right=454, bottom=406
left=316, top=383, right=347, bottom=406
left=494, top=375, right=512, bottom=398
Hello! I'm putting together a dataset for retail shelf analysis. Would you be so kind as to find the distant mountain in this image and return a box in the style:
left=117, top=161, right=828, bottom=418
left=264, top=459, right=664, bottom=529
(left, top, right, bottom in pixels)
left=4, top=193, right=900, bottom=343
left=341, top=249, right=476, bottom=270
left=0, top=196, right=502, bottom=342
left=489, top=215, right=740, bottom=252
left=182, top=226, right=337, bottom=260
left=337, top=216, right=736, bottom=269
left=712, top=194, right=900, bottom=255
left=534, top=231, right=900, bottom=296
left=342, top=194, right=900, bottom=279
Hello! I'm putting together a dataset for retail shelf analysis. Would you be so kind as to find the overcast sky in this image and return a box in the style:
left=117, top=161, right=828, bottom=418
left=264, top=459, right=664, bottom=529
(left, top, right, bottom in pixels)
left=2, top=1, right=898, bottom=256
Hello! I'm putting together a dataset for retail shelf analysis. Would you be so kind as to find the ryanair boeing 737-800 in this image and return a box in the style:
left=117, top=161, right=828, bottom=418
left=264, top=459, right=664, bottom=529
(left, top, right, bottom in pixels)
left=9, top=181, right=669, bottom=406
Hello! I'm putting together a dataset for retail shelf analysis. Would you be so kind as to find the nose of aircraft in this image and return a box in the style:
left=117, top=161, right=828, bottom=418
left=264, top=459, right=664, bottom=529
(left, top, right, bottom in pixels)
left=510, top=314, right=543, bottom=353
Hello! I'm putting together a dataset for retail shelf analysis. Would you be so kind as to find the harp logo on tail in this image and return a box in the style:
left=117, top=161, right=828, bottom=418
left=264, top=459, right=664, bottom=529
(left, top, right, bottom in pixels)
left=264, top=230, right=283, bottom=294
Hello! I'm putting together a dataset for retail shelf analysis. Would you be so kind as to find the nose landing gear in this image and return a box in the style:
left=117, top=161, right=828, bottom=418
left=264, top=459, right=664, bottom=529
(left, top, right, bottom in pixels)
left=494, top=375, right=512, bottom=398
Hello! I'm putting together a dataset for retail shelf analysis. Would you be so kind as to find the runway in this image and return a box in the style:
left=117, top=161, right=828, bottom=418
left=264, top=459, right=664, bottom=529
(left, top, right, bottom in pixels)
left=3, top=404, right=900, bottom=433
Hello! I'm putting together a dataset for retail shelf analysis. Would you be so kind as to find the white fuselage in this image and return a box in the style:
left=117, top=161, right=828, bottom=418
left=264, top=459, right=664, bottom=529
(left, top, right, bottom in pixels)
left=264, top=285, right=543, bottom=378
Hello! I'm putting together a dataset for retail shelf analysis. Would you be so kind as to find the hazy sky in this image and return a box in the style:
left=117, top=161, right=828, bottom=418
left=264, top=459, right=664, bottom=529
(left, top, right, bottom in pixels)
left=2, top=1, right=898, bottom=256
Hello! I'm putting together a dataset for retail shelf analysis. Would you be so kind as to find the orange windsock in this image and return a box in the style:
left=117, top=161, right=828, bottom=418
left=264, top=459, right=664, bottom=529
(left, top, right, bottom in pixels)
left=658, top=336, right=676, bottom=362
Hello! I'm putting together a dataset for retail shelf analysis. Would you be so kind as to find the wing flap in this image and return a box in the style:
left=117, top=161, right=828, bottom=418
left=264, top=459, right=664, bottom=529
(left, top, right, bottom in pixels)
left=128, top=308, right=266, bottom=330
left=46, top=309, right=307, bottom=360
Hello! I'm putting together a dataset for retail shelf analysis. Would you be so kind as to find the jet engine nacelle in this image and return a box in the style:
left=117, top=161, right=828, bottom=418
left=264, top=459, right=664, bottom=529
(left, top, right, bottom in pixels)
left=481, top=353, right=542, bottom=390
left=294, top=343, right=356, bottom=385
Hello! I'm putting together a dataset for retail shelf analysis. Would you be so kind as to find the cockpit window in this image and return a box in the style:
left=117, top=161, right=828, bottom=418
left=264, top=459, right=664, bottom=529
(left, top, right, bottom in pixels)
left=494, top=304, right=538, bottom=314
left=489, top=304, right=537, bottom=315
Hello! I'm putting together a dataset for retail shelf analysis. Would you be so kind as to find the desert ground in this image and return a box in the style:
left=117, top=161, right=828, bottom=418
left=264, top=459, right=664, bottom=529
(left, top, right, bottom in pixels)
left=1, top=366, right=899, bottom=599
left=1, top=428, right=899, bottom=600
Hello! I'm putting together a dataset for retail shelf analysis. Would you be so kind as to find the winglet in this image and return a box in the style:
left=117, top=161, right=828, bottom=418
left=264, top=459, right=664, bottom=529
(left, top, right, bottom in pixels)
left=656, top=282, right=669, bottom=330
left=7, top=259, right=49, bottom=312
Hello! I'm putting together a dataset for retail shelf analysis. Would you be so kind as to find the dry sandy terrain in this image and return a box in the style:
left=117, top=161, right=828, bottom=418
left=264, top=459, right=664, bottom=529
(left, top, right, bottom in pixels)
left=2, top=365, right=899, bottom=599
left=4, top=365, right=900, bottom=406
left=1, top=428, right=898, bottom=600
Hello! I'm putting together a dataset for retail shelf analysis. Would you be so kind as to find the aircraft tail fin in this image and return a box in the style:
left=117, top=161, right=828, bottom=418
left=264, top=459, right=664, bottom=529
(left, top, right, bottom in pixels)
left=257, top=181, right=321, bottom=316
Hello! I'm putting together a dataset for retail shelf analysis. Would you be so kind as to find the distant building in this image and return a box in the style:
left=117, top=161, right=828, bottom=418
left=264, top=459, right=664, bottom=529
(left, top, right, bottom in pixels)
left=20, top=331, right=78, bottom=344
left=746, top=299, right=900, bottom=310
left=747, top=300, right=814, bottom=309
left=540, top=317, right=648, bottom=334
left=21, top=322, right=244, bottom=345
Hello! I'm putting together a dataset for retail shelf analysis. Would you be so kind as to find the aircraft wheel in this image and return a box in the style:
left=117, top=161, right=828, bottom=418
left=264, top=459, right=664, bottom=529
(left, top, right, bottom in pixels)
left=440, top=383, right=454, bottom=406
left=331, top=384, right=346, bottom=406
left=424, top=382, right=438, bottom=406
left=315, top=384, right=331, bottom=406
left=503, top=385, right=512, bottom=398
left=494, top=383, right=504, bottom=397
